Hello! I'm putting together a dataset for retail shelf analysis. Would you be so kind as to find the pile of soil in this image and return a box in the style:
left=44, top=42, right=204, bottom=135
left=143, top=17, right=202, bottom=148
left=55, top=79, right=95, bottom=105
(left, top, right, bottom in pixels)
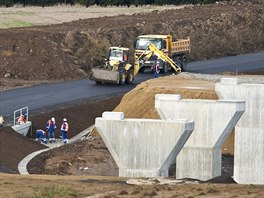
left=0, top=1, right=264, bottom=80
left=0, top=127, right=46, bottom=173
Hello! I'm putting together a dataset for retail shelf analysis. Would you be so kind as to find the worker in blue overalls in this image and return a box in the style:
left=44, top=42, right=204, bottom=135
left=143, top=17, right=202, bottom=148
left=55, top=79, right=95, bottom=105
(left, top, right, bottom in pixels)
left=35, top=129, right=47, bottom=144
left=61, top=118, right=69, bottom=144
left=46, top=117, right=56, bottom=143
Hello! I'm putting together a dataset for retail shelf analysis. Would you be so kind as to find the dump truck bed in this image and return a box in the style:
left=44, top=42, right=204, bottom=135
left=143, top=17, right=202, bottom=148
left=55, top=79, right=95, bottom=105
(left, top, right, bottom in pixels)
left=89, top=68, right=119, bottom=84
left=172, top=38, right=191, bottom=54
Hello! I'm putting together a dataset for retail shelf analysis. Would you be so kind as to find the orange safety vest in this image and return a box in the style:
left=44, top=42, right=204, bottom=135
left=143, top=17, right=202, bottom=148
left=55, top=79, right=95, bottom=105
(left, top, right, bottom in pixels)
left=18, top=115, right=25, bottom=123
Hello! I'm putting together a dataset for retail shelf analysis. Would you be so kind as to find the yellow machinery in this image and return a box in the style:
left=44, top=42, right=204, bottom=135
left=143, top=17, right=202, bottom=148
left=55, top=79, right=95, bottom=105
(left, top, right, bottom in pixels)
left=89, top=43, right=183, bottom=85
left=135, top=34, right=190, bottom=72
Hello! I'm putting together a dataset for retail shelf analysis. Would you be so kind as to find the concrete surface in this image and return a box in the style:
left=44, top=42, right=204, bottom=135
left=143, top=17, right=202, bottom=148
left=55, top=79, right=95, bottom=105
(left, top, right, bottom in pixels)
left=234, top=127, right=264, bottom=184
left=155, top=94, right=245, bottom=180
left=18, top=148, right=50, bottom=175
left=95, top=112, right=194, bottom=177
left=216, top=79, right=264, bottom=184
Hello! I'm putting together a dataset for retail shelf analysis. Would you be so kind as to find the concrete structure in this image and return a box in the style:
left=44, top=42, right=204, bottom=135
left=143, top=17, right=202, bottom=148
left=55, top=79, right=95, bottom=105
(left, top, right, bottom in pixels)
left=11, top=121, right=32, bottom=136
left=95, top=112, right=194, bottom=177
left=155, top=94, right=245, bottom=181
left=216, top=78, right=264, bottom=184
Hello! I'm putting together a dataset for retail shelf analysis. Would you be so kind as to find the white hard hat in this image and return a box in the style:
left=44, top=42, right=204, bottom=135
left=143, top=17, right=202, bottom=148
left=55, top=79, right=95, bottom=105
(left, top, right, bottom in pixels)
left=63, top=118, right=67, bottom=122
left=51, top=117, right=55, bottom=122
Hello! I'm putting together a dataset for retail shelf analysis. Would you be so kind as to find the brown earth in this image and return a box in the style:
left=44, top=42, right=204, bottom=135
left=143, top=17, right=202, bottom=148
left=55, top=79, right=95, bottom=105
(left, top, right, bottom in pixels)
left=1, top=173, right=264, bottom=198
left=0, top=1, right=264, bottom=82
left=0, top=127, right=46, bottom=174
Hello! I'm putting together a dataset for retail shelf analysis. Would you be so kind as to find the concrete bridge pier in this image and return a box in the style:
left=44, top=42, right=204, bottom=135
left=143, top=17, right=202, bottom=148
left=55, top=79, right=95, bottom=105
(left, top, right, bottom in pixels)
left=95, top=112, right=194, bottom=178
left=155, top=94, right=245, bottom=181
left=216, top=78, right=264, bottom=184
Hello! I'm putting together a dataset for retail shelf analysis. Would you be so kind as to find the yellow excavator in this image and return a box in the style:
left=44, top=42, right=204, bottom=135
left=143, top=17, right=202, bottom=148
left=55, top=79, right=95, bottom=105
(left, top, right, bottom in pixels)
left=89, top=44, right=182, bottom=85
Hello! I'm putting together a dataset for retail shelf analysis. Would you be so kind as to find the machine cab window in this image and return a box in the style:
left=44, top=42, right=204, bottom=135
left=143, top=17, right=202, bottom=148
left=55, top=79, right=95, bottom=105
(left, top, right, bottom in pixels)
left=135, top=38, right=163, bottom=50
left=109, top=49, right=124, bottom=61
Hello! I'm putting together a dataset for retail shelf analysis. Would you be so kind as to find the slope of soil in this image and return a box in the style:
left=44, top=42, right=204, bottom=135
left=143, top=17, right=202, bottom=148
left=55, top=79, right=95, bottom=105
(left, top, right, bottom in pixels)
left=0, top=127, right=46, bottom=173
left=0, top=1, right=264, bottom=81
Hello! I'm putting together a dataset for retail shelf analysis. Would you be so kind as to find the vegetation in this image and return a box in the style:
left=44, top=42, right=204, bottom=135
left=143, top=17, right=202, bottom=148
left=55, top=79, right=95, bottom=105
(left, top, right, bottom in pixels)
left=34, top=185, right=77, bottom=198
left=0, top=0, right=228, bottom=7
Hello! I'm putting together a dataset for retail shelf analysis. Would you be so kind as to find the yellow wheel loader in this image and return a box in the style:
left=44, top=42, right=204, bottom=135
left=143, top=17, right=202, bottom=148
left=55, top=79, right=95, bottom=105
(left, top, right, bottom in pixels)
left=89, top=44, right=182, bottom=85
left=89, top=47, right=135, bottom=85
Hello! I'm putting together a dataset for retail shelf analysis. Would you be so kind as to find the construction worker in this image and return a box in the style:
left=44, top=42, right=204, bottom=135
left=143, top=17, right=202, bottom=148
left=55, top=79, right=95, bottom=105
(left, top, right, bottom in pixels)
left=153, top=60, right=160, bottom=78
left=60, top=118, right=69, bottom=144
left=35, top=129, right=47, bottom=144
left=46, top=117, right=56, bottom=143
left=0, top=116, right=4, bottom=128
left=17, top=114, right=25, bottom=124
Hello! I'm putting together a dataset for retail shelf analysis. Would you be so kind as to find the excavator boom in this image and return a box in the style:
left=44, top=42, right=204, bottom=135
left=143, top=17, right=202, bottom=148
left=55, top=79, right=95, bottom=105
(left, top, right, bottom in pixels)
left=134, top=43, right=181, bottom=75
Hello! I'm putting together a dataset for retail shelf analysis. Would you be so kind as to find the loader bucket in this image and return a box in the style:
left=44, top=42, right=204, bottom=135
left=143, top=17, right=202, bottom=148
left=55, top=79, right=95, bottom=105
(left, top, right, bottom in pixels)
left=89, top=68, right=119, bottom=84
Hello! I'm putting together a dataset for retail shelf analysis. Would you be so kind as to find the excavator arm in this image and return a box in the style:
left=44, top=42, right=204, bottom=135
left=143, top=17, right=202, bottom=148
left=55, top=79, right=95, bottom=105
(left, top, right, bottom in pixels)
left=134, top=43, right=181, bottom=75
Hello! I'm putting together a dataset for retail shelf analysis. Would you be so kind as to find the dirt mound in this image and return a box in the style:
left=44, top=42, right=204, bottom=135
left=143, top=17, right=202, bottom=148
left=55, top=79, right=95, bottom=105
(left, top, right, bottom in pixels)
left=0, top=2, right=263, bottom=80
left=0, top=127, right=46, bottom=173
left=28, top=138, right=118, bottom=176
left=114, top=76, right=217, bottom=118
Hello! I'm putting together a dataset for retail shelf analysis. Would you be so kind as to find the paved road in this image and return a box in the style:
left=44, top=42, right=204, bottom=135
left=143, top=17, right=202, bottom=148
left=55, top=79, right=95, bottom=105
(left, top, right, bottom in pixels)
left=0, top=52, right=263, bottom=117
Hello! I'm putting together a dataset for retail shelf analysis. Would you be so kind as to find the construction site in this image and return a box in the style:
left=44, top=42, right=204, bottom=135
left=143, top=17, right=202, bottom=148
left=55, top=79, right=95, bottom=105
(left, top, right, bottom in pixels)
left=0, top=0, right=264, bottom=197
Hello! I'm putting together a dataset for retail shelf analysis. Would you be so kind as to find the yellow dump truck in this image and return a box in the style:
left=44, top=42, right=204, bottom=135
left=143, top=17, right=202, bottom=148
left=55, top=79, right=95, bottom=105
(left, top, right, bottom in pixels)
left=134, top=34, right=191, bottom=72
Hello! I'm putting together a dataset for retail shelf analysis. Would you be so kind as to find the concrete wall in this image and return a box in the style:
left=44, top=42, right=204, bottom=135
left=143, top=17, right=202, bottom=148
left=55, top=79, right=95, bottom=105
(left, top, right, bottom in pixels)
left=216, top=78, right=264, bottom=184
left=155, top=94, right=245, bottom=180
left=95, top=112, right=194, bottom=177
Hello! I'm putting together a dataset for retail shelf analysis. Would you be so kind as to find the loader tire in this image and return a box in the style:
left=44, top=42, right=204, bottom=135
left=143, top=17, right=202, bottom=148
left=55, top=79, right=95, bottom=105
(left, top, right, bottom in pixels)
left=118, top=69, right=126, bottom=85
left=126, top=69, right=134, bottom=84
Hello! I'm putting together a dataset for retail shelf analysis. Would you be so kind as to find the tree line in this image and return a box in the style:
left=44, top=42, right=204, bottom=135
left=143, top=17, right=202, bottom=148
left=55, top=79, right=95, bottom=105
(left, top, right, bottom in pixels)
left=0, top=0, right=227, bottom=7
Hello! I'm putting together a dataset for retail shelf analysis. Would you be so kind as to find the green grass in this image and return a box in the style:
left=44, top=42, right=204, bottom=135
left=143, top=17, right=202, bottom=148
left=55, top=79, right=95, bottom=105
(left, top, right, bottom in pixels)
left=3, top=20, right=33, bottom=28
left=34, top=185, right=77, bottom=198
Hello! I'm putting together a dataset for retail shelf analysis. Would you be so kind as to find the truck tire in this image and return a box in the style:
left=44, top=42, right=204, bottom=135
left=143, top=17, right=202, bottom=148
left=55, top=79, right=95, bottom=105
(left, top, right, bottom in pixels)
left=126, top=69, right=134, bottom=84
left=181, top=56, right=187, bottom=71
left=139, top=67, right=145, bottom=73
left=118, top=69, right=126, bottom=85
left=162, top=62, right=168, bottom=74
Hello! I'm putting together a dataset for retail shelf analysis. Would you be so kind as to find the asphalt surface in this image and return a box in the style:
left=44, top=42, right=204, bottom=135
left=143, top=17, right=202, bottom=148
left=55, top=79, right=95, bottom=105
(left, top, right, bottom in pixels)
left=0, top=52, right=263, bottom=118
